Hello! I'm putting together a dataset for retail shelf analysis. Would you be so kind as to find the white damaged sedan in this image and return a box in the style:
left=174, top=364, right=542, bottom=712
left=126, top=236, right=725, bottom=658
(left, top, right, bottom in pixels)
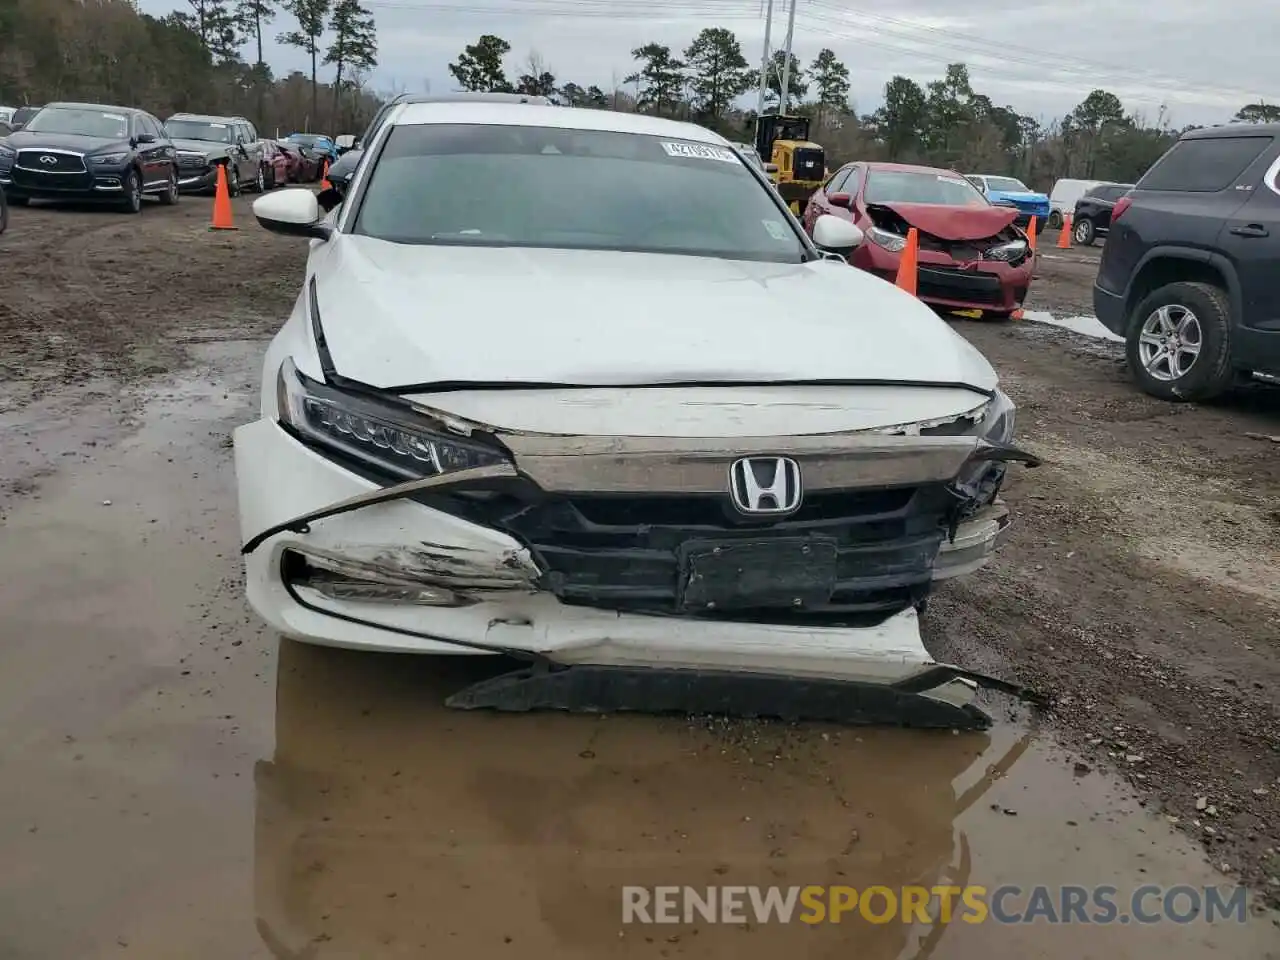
left=237, top=102, right=1039, bottom=726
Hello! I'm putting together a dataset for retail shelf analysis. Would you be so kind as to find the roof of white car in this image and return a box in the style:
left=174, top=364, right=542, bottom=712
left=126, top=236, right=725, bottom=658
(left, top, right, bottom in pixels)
left=391, top=101, right=730, bottom=145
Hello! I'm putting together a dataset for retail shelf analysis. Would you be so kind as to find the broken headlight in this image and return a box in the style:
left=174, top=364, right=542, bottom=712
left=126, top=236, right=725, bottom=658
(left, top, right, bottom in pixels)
left=984, top=239, right=1029, bottom=262
left=953, top=388, right=1017, bottom=503
left=276, top=358, right=508, bottom=480
left=866, top=226, right=907, bottom=253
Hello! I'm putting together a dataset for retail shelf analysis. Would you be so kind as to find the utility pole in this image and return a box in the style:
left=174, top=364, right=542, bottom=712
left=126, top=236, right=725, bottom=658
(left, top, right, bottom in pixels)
left=778, top=0, right=798, bottom=114
left=755, top=0, right=774, bottom=119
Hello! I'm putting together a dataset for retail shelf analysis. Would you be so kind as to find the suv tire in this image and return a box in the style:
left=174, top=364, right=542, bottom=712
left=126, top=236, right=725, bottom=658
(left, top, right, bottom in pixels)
left=1126, top=281, right=1234, bottom=402
left=1073, top=216, right=1096, bottom=245
left=1048, top=210, right=1062, bottom=230
left=225, top=161, right=241, bottom=197
left=159, top=166, right=179, bottom=206
left=121, top=168, right=143, bottom=214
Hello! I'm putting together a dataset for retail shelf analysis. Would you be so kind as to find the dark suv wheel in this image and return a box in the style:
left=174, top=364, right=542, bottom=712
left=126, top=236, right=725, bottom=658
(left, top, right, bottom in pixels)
left=121, top=168, right=143, bottom=214
left=1073, top=216, right=1096, bottom=245
left=1125, top=281, right=1234, bottom=402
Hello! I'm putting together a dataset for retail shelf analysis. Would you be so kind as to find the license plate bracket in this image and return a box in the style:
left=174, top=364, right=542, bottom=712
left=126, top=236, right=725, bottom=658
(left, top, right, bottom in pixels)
left=677, top=537, right=839, bottom=612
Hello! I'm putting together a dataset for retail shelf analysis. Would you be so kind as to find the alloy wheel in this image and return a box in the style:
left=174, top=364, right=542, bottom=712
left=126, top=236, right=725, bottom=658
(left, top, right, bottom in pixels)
left=1137, top=304, right=1202, bottom=381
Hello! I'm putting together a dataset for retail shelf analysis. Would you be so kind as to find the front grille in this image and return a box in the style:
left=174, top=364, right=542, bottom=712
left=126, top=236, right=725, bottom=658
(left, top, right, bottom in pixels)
left=793, top=148, right=824, bottom=181
left=16, top=150, right=86, bottom=174
left=418, top=482, right=970, bottom=625
left=178, top=154, right=208, bottom=169
left=916, top=265, right=1005, bottom=305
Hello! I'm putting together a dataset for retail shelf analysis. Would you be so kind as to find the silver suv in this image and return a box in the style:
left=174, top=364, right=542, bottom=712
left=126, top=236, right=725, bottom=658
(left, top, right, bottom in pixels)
left=164, top=113, right=268, bottom=195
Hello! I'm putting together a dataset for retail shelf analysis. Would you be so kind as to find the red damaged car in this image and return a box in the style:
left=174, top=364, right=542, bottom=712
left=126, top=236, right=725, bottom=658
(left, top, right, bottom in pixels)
left=802, top=161, right=1034, bottom=318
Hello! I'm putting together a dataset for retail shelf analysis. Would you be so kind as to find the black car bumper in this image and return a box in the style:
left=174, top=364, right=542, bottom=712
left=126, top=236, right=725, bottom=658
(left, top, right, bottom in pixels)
left=3, top=163, right=131, bottom=199
left=1093, top=281, right=1128, bottom=337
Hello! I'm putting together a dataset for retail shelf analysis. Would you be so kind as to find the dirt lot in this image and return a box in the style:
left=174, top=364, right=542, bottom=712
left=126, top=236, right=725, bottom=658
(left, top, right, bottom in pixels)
left=1, top=197, right=1278, bottom=959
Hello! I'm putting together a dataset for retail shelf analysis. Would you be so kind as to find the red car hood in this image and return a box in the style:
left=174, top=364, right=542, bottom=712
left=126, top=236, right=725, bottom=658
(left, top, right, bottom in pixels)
left=869, top=202, right=1018, bottom=241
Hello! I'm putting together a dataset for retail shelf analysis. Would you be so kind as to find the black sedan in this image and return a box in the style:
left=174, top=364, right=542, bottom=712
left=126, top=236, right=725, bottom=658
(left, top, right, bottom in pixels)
left=0, top=102, right=180, bottom=213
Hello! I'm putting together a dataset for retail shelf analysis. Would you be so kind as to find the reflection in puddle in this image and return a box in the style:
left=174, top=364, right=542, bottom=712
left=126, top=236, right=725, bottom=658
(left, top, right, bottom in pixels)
left=251, top=643, right=1012, bottom=958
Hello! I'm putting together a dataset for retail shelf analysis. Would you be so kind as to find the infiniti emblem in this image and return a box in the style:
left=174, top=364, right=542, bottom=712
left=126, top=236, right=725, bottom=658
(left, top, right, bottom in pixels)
left=39, top=155, right=58, bottom=165
left=728, top=457, right=803, bottom=516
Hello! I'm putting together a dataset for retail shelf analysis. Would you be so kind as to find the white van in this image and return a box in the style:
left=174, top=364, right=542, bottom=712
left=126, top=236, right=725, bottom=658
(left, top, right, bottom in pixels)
left=1048, top=179, right=1101, bottom=229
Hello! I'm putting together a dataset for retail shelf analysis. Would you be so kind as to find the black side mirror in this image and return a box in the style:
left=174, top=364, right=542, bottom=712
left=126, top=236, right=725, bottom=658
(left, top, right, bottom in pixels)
left=317, top=186, right=344, bottom=213
left=135, top=133, right=156, bottom=144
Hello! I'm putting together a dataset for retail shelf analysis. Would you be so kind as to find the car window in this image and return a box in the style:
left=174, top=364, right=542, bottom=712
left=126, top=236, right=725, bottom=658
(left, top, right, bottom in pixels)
left=825, top=167, right=851, bottom=194
left=353, top=123, right=807, bottom=264
left=244, top=122, right=258, bottom=142
left=984, top=176, right=1029, bottom=193
left=1139, top=136, right=1274, bottom=193
left=863, top=169, right=990, bottom=207
left=965, top=175, right=985, bottom=191
left=24, top=106, right=129, bottom=139
left=166, top=118, right=234, bottom=144
left=844, top=165, right=865, bottom=195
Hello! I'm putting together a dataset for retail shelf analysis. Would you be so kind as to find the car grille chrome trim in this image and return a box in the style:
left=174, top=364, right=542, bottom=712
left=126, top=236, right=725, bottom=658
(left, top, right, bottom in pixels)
left=16, top=149, right=87, bottom=174
left=494, top=432, right=982, bottom=494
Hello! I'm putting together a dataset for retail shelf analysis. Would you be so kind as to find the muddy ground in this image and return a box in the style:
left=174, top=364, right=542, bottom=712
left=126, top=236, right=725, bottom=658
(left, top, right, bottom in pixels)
left=0, top=196, right=1278, bottom=959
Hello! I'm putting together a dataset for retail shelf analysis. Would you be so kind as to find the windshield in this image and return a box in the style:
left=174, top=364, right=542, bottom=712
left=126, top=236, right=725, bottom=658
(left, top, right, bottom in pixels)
left=353, top=123, right=806, bottom=263
left=290, top=134, right=323, bottom=147
left=984, top=176, right=1031, bottom=193
left=23, top=107, right=129, bottom=139
left=165, top=119, right=232, bottom=143
left=864, top=169, right=990, bottom=207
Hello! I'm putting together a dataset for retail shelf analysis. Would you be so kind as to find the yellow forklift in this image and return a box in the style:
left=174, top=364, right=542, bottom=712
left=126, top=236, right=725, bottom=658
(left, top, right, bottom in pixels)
left=754, top=113, right=826, bottom=215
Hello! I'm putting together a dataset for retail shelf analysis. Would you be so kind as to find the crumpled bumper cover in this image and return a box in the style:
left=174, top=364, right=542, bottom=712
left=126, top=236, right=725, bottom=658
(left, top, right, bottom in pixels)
left=234, top=416, right=1040, bottom=718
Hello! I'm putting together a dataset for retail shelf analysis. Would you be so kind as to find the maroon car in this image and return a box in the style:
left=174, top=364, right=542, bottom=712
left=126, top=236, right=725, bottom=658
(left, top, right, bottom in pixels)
left=261, top=140, right=291, bottom=189
left=802, top=161, right=1035, bottom=319
left=272, top=141, right=320, bottom=183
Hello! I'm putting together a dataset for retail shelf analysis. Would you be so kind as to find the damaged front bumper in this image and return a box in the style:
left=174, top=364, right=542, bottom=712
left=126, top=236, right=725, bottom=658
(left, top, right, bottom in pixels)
left=235, top=411, right=1038, bottom=721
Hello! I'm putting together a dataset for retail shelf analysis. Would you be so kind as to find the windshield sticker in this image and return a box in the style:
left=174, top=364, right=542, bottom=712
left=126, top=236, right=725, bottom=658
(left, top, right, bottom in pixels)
left=103, top=113, right=127, bottom=122
left=937, top=175, right=967, bottom=185
left=207, top=122, right=227, bottom=128
left=661, top=141, right=740, bottom=164
left=762, top=219, right=790, bottom=241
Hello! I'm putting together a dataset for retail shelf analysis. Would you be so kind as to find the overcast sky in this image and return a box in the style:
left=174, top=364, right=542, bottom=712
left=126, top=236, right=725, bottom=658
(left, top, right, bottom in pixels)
left=137, top=0, right=1275, bottom=126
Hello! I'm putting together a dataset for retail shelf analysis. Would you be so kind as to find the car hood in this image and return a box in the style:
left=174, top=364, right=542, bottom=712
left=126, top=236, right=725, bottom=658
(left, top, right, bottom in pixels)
left=309, top=238, right=999, bottom=394
left=988, top=190, right=1048, bottom=204
left=869, top=202, right=1019, bottom=241
left=171, top=137, right=228, bottom=155
left=2, top=131, right=129, bottom=153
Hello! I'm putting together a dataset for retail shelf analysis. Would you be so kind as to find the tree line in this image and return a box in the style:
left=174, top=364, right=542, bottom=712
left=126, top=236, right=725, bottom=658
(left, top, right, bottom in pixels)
left=0, top=0, right=380, bottom=137
left=449, top=28, right=1278, bottom=188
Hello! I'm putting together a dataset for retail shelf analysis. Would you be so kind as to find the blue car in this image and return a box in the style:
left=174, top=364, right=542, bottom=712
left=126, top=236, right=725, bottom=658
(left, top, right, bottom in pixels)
left=968, top=175, right=1051, bottom=234
left=285, top=132, right=339, bottom=163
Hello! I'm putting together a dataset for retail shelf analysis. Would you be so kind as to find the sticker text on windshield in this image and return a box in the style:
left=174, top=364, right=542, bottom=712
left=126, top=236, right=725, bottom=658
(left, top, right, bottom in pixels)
left=661, top=142, right=739, bottom=164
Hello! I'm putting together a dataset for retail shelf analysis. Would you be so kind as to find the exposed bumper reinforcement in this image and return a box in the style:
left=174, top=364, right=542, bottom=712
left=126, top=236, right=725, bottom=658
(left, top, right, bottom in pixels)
left=444, top=662, right=1046, bottom=729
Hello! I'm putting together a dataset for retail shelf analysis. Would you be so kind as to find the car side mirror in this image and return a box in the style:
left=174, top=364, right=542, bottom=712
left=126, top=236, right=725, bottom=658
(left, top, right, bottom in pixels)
left=827, top=192, right=853, bottom=210
left=253, top=188, right=331, bottom=240
left=135, top=133, right=156, bottom=145
left=812, top=214, right=864, bottom=256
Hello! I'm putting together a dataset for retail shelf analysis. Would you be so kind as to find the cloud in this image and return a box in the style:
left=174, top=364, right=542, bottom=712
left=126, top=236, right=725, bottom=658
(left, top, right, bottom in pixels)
left=137, top=0, right=1275, bottom=125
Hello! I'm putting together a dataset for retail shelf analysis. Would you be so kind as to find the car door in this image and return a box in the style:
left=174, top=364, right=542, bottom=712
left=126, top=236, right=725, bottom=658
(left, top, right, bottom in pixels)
left=804, top=165, right=852, bottom=232
left=231, top=123, right=253, bottom=181
left=242, top=121, right=265, bottom=174
left=134, top=114, right=164, bottom=186
left=1219, top=147, right=1280, bottom=338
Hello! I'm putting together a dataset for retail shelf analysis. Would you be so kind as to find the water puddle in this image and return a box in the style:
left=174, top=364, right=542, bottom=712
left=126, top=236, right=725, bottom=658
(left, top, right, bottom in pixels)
left=0, top=342, right=1275, bottom=959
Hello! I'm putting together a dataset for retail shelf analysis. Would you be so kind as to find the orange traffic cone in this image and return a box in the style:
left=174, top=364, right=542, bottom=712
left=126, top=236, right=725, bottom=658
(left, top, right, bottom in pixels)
left=1026, top=216, right=1038, bottom=254
left=1057, top=214, right=1072, bottom=249
left=210, top=163, right=236, bottom=231
left=320, top=159, right=332, bottom=191
left=894, top=227, right=919, bottom=296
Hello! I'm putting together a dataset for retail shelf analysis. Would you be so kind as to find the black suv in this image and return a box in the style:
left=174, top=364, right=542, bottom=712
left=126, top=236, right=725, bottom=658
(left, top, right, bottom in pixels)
left=1072, top=182, right=1134, bottom=246
left=1094, top=124, right=1280, bottom=401
left=0, top=102, right=179, bottom=213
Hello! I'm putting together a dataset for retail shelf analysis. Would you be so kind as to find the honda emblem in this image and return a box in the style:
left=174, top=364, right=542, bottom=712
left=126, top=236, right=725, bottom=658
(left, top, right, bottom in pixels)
left=728, top=457, right=803, bottom=516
